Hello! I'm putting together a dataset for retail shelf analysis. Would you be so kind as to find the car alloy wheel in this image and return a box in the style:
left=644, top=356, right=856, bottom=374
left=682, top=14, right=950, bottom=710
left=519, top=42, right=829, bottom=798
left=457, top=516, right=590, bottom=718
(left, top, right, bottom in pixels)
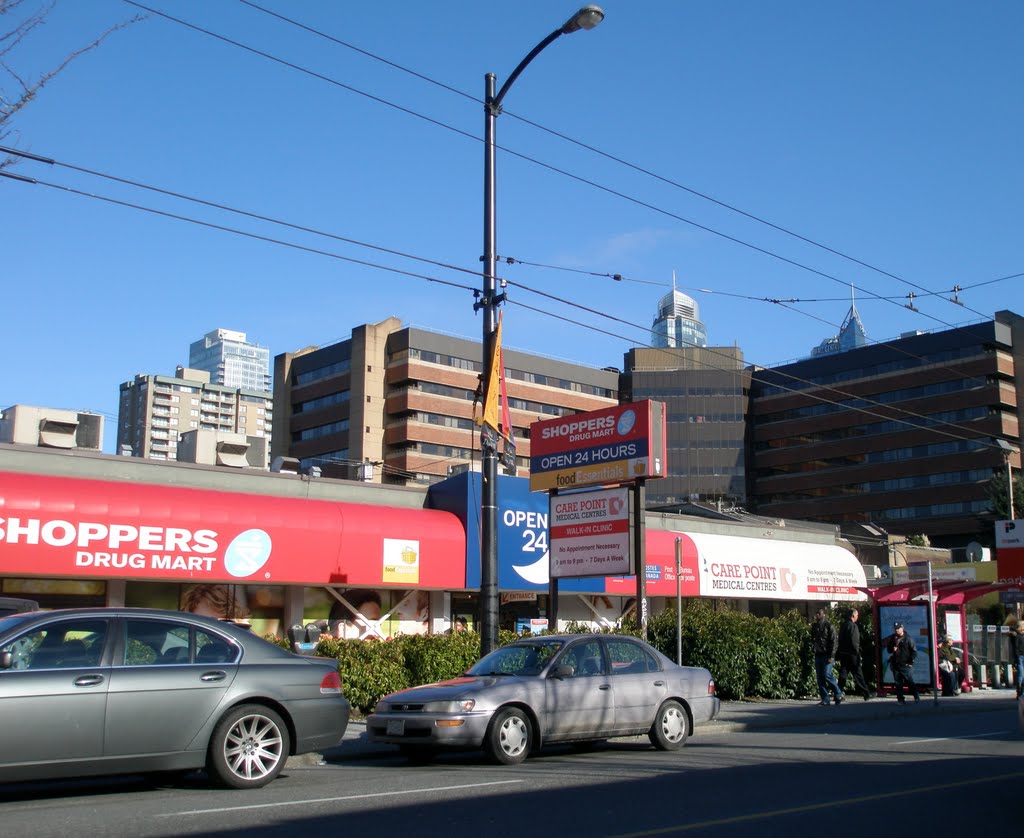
left=207, top=704, right=290, bottom=789
left=649, top=699, right=689, bottom=750
left=486, top=707, right=531, bottom=765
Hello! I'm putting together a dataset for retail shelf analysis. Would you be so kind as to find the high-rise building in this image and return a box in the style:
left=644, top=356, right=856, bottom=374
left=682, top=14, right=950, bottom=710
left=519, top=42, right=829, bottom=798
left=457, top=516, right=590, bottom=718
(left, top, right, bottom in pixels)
left=272, top=317, right=619, bottom=484
left=651, top=280, right=707, bottom=349
left=622, top=345, right=749, bottom=508
left=189, top=329, right=271, bottom=393
left=118, top=366, right=273, bottom=461
left=810, top=294, right=867, bottom=357
left=748, top=310, right=1023, bottom=546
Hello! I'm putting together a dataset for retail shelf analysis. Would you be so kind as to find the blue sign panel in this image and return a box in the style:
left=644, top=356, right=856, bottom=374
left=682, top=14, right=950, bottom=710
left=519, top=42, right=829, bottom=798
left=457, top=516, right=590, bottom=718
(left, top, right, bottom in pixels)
left=427, top=473, right=602, bottom=593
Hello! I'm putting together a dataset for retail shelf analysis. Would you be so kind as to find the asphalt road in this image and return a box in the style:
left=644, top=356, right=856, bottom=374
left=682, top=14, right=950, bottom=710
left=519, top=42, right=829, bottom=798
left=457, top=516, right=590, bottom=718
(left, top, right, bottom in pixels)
left=0, top=695, right=1018, bottom=837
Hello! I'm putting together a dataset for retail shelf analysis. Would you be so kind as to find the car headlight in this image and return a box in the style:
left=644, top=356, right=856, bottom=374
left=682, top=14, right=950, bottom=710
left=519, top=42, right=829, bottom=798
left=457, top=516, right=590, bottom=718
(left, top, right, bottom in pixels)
left=421, top=699, right=475, bottom=713
left=374, top=701, right=391, bottom=713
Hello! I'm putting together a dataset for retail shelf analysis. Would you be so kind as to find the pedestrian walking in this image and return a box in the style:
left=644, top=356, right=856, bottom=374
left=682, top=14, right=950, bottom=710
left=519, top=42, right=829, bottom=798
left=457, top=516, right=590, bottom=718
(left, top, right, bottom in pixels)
left=885, top=622, right=920, bottom=703
left=811, top=608, right=844, bottom=706
left=1008, top=617, right=1024, bottom=698
left=837, top=607, right=873, bottom=700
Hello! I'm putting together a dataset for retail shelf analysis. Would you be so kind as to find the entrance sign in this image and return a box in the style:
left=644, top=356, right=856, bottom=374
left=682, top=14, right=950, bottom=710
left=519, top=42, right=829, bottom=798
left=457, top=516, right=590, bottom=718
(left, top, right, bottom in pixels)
left=529, top=401, right=666, bottom=492
left=549, top=486, right=633, bottom=579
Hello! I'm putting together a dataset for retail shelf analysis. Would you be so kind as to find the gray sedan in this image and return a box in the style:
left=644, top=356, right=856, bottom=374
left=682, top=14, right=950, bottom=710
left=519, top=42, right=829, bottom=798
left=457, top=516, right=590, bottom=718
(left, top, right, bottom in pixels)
left=0, top=607, right=350, bottom=789
left=367, top=633, right=720, bottom=764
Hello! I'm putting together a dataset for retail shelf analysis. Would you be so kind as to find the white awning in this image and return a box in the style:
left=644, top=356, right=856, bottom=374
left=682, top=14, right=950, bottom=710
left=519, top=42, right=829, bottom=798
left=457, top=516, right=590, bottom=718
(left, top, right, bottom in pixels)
left=684, top=531, right=867, bottom=602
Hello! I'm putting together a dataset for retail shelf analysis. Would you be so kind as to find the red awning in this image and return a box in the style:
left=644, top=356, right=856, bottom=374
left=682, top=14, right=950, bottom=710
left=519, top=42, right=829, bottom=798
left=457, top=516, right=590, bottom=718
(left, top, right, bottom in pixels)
left=0, top=471, right=466, bottom=588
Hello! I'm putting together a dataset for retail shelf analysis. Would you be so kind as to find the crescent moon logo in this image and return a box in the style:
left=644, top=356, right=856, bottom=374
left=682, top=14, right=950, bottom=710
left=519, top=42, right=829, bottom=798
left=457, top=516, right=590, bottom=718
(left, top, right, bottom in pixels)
left=512, top=552, right=550, bottom=585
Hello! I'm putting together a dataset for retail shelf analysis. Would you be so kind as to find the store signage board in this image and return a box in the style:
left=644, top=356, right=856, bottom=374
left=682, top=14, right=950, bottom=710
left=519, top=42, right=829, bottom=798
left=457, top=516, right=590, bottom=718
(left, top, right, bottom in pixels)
left=549, top=486, right=633, bottom=579
left=529, top=401, right=666, bottom=492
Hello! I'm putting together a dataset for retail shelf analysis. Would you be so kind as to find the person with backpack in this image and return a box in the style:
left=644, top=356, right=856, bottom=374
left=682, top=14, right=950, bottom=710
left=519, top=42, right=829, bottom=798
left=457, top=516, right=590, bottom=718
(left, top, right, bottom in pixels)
left=811, top=608, right=844, bottom=706
left=886, top=622, right=920, bottom=703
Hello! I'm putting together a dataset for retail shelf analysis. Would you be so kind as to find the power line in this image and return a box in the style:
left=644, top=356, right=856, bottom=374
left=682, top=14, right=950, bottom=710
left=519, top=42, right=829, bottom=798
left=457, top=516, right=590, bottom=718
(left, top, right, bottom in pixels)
left=2, top=159, right=1009, bottom=455
left=118, top=0, right=995, bottom=335
left=232, top=0, right=998, bottom=323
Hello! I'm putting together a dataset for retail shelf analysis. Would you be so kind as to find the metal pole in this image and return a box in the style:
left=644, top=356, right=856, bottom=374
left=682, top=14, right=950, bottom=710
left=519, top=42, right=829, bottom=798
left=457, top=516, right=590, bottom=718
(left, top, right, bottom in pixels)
left=928, top=560, right=938, bottom=705
left=477, top=7, right=603, bottom=655
left=634, top=480, right=647, bottom=640
left=1008, top=456, right=1016, bottom=521
left=479, top=72, right=500, bottom=657
left=675, top=536, right=682, bottom=665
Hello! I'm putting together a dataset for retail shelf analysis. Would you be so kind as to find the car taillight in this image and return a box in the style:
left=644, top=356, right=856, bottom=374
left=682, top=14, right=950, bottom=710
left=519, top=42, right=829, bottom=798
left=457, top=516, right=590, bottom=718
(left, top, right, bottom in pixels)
left=320, top=671, right=343, bottom=695
left=708, top=678, right=716, bottom=696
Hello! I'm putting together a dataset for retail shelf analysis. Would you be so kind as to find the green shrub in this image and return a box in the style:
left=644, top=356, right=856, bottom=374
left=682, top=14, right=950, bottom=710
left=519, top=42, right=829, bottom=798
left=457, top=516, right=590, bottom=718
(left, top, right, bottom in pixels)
left=395, top=632, right=480, bottom=686
left=316, top=636, right=409, bottom=715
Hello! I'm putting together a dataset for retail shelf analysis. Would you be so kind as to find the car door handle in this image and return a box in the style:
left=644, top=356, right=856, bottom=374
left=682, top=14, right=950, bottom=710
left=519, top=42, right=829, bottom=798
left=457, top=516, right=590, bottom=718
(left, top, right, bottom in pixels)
left=598, top=684, right=611, bottom=690
left=74, top=675, right=105, bottom=687
left=201, top=671, right=227, bottom=682
left=653, top=680, right=665, bottom=686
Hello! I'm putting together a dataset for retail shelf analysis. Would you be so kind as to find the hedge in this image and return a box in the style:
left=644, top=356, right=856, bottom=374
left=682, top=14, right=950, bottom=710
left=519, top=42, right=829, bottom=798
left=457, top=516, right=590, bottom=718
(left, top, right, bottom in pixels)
left=289, top=601, right=875, bottom=713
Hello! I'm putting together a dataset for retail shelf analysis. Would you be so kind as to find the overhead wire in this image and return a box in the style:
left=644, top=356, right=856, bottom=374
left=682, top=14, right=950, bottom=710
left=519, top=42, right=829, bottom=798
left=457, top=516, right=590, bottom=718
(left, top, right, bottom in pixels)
left=118, top=0, right=997, bottom=336
left=232, top=0, right=999, bottom=324
left=2, top=149, right=1009, bottom=453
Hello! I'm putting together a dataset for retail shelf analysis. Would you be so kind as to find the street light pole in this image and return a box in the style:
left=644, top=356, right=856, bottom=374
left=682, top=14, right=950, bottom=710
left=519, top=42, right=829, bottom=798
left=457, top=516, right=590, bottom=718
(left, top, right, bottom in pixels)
left=477, top=5, right=604, bottom=656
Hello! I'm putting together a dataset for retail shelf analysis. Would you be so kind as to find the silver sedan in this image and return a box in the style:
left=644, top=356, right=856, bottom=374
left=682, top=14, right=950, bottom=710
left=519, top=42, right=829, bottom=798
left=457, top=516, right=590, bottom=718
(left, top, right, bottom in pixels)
left=0, top=607, right=350, bottom=789
left=367, top=633, right=720, bottom=764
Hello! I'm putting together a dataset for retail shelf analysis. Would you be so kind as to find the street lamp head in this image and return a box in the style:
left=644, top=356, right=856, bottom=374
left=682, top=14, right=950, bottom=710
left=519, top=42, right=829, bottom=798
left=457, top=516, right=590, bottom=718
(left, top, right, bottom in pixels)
left=561, top=5, right=605, bottom=34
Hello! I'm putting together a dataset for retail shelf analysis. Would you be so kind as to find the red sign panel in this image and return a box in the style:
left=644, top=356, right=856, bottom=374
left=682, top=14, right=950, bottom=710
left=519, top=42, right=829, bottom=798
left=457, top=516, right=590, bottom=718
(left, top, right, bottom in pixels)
left=0, top=471, right=466, bottom=588
left=529, top=400, right=667, bottom=492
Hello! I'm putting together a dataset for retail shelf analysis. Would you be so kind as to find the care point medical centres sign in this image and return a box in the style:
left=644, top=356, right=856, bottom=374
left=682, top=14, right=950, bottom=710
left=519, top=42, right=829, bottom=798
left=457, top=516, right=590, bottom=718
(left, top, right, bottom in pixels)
left=549, top=486, right=633, bottom=578
left=529, top=401, right=667, bottom=492
left=0, top=470, right=466, bottom=588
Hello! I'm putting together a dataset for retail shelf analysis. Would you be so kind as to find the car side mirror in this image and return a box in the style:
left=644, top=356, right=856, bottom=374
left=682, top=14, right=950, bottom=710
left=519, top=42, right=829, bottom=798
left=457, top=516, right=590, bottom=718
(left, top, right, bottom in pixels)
left=553, top=664, right=575, bottom=679
left=0, top=651, right=12, bottom=670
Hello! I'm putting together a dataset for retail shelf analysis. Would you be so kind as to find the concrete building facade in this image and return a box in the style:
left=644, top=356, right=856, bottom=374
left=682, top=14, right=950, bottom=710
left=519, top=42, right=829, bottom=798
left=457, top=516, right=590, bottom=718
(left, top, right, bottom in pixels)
left=748, top=311, right=1022, bottom=547
left=622, top=345, right=749, bottom=508
left=272, top=318, right=620, bottom=485
left=118, top=366, right=274, bottom=461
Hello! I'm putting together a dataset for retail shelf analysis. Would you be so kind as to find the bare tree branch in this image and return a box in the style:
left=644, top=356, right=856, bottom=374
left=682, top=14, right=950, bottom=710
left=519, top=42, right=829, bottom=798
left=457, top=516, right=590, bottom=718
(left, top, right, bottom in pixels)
left=0, top=0, right=144, bottom=169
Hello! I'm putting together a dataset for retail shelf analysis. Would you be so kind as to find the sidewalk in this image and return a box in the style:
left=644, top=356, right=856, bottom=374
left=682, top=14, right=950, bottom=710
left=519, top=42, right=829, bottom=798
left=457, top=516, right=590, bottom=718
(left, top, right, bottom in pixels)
left=290, top=686, right=1019, bottom=767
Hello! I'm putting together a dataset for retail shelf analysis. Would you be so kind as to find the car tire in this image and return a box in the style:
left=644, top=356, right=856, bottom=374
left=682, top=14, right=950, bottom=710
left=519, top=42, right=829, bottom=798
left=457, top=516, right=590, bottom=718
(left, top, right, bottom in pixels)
left=485, top=707, right=532, bottom=765
left=648, top=699, right=689, bottom=750
left=207, top=704, right=290, bottom=789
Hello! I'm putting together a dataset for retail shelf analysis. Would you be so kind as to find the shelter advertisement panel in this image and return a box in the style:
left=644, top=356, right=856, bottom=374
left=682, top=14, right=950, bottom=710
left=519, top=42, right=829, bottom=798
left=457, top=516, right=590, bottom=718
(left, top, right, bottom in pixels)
left=549, top=487, right=633, bottom=579
left=529, top=401, right=666, bottom=492
left=878, top=603, right=933, bottom=687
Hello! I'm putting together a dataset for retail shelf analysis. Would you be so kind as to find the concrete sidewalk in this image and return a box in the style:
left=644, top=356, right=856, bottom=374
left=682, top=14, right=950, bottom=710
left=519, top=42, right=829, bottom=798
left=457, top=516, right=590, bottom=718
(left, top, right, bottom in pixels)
left=290, top=685, right=1019, bottom=767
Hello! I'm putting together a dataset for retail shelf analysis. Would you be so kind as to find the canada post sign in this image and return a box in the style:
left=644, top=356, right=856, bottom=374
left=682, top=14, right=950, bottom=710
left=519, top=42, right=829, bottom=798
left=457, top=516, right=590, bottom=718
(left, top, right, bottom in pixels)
left=529, top=401, right=666, bottom=492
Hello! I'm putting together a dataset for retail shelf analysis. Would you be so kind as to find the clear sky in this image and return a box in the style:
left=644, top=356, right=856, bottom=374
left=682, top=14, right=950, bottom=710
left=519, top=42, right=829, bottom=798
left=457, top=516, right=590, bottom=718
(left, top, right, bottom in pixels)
left=4, top=1, right=1022, bottom=453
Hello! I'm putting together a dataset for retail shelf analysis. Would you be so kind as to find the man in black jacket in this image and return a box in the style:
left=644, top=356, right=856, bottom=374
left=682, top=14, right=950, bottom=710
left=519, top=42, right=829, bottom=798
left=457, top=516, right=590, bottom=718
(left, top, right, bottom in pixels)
left=811, top=608, right=844, bottom=706
left=837, top=608, right=873, bottom=700
left=885, top=622, right=920, bottom=703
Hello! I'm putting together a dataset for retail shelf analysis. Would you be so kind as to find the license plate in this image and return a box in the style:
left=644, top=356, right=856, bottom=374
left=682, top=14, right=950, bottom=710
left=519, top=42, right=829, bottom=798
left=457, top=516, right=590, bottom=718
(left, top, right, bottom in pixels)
left=386, top=719, right=405, bottom=736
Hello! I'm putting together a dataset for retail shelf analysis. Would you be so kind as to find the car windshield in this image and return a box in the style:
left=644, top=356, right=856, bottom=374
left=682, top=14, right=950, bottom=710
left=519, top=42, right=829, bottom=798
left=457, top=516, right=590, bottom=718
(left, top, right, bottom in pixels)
left=467, top=640, right=566, bottom=677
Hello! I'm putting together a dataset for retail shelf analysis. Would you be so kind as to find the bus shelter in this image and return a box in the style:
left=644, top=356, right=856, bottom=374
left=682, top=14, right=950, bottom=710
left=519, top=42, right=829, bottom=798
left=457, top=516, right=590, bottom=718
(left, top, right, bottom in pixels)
left=863, top=580, right=1023, bottom=694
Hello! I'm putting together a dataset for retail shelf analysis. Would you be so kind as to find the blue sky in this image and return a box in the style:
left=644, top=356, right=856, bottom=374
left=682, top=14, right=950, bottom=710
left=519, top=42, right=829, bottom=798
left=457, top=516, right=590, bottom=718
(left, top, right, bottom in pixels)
left=4, top=1, right=1022, bottom=453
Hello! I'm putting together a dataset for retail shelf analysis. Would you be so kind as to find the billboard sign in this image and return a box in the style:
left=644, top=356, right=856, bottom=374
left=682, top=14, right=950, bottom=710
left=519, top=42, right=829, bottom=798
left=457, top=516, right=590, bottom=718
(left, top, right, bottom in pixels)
left=529, top=401, right=666, bottom=492
left=549, top=486, right=633, bottom=579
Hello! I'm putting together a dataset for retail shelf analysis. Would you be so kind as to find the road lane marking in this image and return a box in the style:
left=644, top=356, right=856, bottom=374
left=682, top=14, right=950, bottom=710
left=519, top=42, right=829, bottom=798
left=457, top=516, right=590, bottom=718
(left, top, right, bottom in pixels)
left=609, top=771, right=1024, bottom=837
left=891, top=730, right=1011, bottom=745
left=160, top=779, right=524, bottom=817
